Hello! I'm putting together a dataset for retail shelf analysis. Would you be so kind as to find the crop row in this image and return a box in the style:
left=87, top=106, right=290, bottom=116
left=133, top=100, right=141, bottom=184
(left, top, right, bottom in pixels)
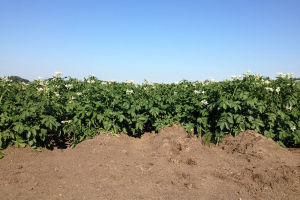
left=0, top=71, right=299, bottom=158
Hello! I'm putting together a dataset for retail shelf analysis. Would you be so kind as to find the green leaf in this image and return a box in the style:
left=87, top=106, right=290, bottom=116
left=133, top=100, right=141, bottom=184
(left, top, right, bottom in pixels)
left=220, top=122, right=225, bottom=130
left=227, top=116, right=234, bottom=124
left=239, top=123, right=245, bottom=132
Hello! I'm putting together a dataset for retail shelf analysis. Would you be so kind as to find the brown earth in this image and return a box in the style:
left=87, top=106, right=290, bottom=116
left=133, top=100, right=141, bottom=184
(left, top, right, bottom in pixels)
left=1, top=124, right=300, bottom=200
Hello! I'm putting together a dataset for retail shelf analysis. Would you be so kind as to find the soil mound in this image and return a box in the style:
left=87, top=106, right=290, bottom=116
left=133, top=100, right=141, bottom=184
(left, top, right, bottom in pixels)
left=1, top=125, right=299, bottom=200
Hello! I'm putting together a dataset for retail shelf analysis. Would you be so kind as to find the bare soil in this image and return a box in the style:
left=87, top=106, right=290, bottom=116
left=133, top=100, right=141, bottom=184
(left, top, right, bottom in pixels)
left=1, top=124, right=300, bottom=200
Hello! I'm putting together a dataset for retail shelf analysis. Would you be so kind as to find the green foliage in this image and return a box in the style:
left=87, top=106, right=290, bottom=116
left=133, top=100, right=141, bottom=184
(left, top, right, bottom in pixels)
left=0, top=72, right=300, bottom=158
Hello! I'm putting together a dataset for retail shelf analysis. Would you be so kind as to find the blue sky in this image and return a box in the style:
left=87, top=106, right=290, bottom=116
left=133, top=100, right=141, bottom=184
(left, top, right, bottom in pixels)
left=1, top=0, right=299, bottom=83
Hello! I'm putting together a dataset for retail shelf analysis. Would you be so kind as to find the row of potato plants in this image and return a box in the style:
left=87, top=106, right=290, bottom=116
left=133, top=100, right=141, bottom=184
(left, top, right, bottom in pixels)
left=0, top=71, right=299, bottom=158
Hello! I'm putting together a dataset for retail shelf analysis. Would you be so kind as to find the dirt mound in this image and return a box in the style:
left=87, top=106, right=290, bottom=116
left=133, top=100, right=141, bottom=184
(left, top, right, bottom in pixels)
left=1, top=125, right=300, bottom=199
left=217, top=130, right=300, bottom=199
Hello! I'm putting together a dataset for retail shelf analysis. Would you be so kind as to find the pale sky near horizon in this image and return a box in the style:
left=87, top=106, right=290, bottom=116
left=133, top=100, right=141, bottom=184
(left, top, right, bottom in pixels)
left=1, top=0, right=299, bottom=83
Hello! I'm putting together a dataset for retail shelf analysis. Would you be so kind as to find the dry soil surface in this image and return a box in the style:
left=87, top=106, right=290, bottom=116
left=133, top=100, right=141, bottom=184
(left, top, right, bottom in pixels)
left=1, top=124, right=300, bottom=200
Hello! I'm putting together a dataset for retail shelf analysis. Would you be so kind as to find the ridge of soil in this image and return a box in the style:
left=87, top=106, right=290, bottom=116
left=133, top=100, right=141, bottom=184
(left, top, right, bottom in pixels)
left=1, top=124, right=300, bottom=200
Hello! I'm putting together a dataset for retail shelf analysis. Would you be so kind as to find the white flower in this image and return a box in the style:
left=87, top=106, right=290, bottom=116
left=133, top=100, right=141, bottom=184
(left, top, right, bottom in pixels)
left=72, top=96, right=76, bottom=100
left=264, top=80, right=270, bottom=84
left=286, top=106, right=292, bottom=110
left=126, top=89, right=133, bottom=94
left=246, top=70, right=251, bottom=77
left=201, top=100, right=208, bottom=105
left=276, top=87, right=280, bottom=93
left=77, top=92, right=82, bottom=95
left=192, top=83, right=196, bottom=87
left=61, top=120, right=72, bottom=124
left=88, top=73, right=94, bottom=78
left=101, top=82, right=107, bottom=85
left=277, top=72, right=283, bottom=77
left=202, top=91, right=205, bottom=94
left=143, top=87, right=148, bottom=90
left=174, top=92, right=178, bottom=95
left=291, top=73, right=294, bottom=77
left=54, top=72, right=63, bottom=77
left=1, top=76, right=9, bottom=82
left=8, top=84, right=11, bottom=86
left=37, top=88, right=43, bottom=92
left=254, top=72, right=261, bottom=80
left=231, top=75, right=237, bottom=80
left=291, top=126, right=296, bottom=132
left=265, top=87, right=274, bottom=92
left=54, top=85, right=60, bottom=88
left=194, top=90, right=201, bottom=94
left=210, top=77, right=215, bottom=83
left=124, top=80, right=134, bottom=84
left=197, top=80, right=204, bottom=84
left=270, top=78, right=276, bottom=81
left=36, top=76, right=43, bottom=81
left=65, top=84, right=73, bottom=89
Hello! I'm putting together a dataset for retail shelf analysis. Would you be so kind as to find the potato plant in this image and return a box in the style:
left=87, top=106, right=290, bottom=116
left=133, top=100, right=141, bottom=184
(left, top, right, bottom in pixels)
left=0, top=71, right=299, bottom=158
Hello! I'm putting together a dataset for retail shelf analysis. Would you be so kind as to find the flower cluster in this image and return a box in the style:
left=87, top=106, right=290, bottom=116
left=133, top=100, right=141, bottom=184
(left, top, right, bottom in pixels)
left=291, top=126, right=296, bottom=132
left=254, top=72, right=262, bottom=80
left=65, top=84, right=73, bottom=89
left=37, top=88, right=43, bottom=92
left=276, top=87, right=280, bottom=93
left=194, top=90, right=205, bottom=94
left=1, top=76, right=12, bottom=82
left=201, top=100, right=208, bottom=105
left=61, top=120, right=72, bottom=124
left=39, top=81, right=49, bottom=86
left=124, top=80, right=134, bottom=84
left=126, top=89, right=133, bottom=94
left=54, top=92, right=59, bottom=97
left=107, top=80, right=116, bottom=84
left=265, top=87, right=274, bottom=92
left=262, top=80, right=270, bottom=84
left=245, top=70, right=251, bottom=77
left=54, top=72, right=63, bottom=77
left=76, top=92, right=82, bottom=96
left=286, top=106, right=292, bottom=110
left=277, top=72, right=294, bottom=78
left=87, top=80, right=95, bottom=83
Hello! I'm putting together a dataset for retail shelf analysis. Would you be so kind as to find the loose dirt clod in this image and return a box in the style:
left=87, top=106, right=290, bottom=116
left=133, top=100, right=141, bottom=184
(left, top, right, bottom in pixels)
left=1, top=125, right=299, bottom=199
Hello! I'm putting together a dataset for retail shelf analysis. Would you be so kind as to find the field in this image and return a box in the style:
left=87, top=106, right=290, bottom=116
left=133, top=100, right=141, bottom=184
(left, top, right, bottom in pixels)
left=0, top=125, right=300, bottom=199
left=0, top=71, right=300, bottom=199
